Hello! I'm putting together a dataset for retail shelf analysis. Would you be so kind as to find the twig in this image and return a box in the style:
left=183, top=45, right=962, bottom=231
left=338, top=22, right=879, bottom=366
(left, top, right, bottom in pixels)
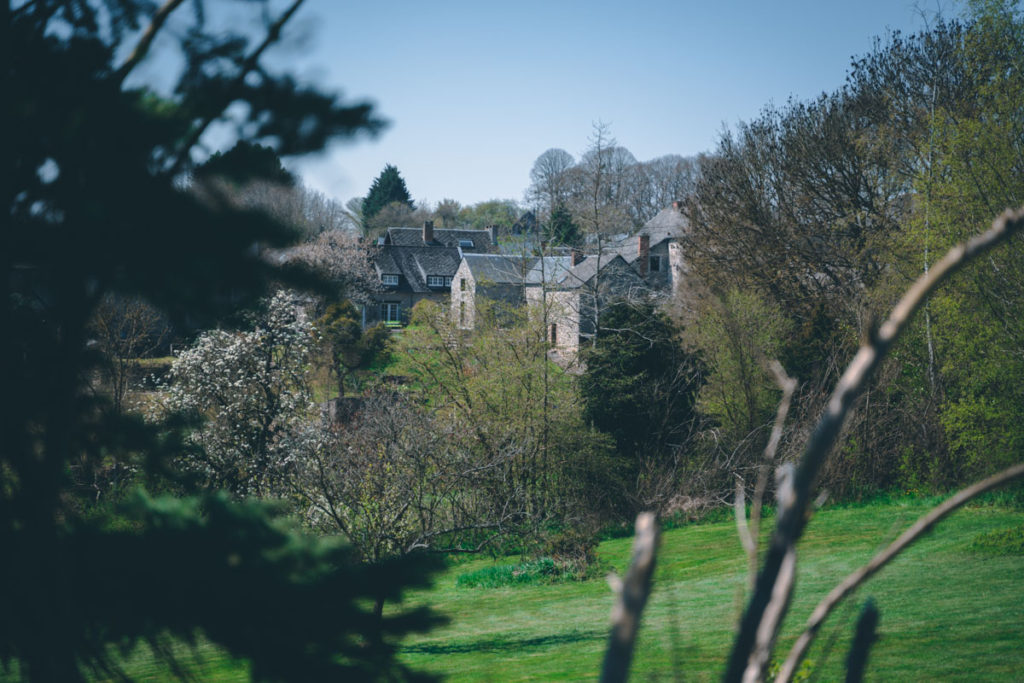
left=600, top=512, right=660, bottom=683
left=775, top=460, right=1024, bottom=683
left=743, top=465, right=797, bottom=683
left=168, top=0, right=306, bottom=176
left=745, top=362, right=797, bottom=589
left=724, top=206, right=1024, bottom=683
left=113, top=0, right=188, bottom=85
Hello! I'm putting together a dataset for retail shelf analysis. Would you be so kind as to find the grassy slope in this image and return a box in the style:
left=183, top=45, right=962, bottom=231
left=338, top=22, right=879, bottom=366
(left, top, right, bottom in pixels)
left=8, top=498, right=1018, bottom=681
left=399, top=498, right=1024, bottom=681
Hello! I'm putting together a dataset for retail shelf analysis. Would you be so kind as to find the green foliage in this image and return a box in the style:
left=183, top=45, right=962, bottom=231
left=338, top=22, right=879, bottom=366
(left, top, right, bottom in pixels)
left=457, top=199, right=520, bottom=231
left=454, top=549, right=606, bottom=589
left=687, top=289, right=788, bottom=454
left=545, top=203, right=581, bottom=246
left=579, top=301, right=704, bottom=514
left=581, top=301, right=703, bottom=458
left=918, top=3, right=1024, bottom=481
left=455, top=558, right=579, bottom=589
left=2, top=2, right=433, bottom=680
left=363, top=164, right=414, bottom=223
left=969, top=524, right=1024, bottom=554
left=317, top=300, right=390, bottom=396
left=392, top=300, right=621, bottom=532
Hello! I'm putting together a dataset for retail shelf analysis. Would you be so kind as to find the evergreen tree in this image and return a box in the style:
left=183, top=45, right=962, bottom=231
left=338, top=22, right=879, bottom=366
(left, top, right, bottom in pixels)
left=362, top=164, right=414, bottom=224
left=194, top=141, right=296, bottom=187
left=546, top=203, right=582, bottom=246
left=2, top=2, right=437, bottom=680
left=580, top=301, right=704, bottom=511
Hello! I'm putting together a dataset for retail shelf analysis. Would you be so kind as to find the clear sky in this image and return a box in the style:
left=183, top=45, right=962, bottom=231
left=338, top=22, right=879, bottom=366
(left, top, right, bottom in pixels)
left=268, top=0, right=947, bottom=208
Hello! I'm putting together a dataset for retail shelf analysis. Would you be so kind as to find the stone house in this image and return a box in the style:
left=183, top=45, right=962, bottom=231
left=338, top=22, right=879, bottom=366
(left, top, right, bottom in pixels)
left=453, top=204, right=690, bottom=355
left=362, top=221, right=497, bottom=327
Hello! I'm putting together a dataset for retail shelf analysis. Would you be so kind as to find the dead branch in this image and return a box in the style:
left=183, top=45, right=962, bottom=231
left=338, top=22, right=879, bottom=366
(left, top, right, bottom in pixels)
left=775, top=460, right=1024, bottom=683
left=743, top=465, right=797, bottom=683
left=169, top=0, right=306, bottom=176
left=735, top=361, right=796, bottom=591
left=113, top=0, right=187, bottom=84
left=600, top=512, right=660, bottom=683
left=724, top=206, right=1024, bottom=683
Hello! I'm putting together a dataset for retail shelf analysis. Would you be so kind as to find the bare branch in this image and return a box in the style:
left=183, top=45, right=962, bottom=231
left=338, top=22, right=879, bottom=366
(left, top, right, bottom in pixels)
left=735, top=475, right=755, bottom=555
left=169, top=0, right=306, bottom=176
left=724, top=206, right=1024, bottom=683
left=600, top=512, right=660, bottom=683
left=743, top=465, right=797, bottom=683
left=113, top=0, right=187, bottom=85
left=775, top=460, right=1024, bottom=683
left=736, top=361, right=796, bottom=591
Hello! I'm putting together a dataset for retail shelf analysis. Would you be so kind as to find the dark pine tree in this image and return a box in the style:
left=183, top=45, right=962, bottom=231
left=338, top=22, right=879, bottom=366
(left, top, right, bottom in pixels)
left=194, top=141, right=296, bottom=187
left=547, top=203, right=582, bottom=247
left=362, top=164, right=414, bottom=223
left=580, top=302, right=704, bottom=467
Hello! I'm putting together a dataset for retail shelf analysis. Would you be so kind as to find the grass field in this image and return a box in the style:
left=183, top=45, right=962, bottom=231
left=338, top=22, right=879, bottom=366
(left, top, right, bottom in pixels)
left=398, top=496, right=1024, bottom=681
left=7, top=496, right=1021, bottom=681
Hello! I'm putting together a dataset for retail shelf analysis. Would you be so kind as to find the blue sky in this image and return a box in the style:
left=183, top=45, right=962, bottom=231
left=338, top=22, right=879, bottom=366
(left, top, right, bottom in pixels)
left=267, top=0, right=947, bottom=207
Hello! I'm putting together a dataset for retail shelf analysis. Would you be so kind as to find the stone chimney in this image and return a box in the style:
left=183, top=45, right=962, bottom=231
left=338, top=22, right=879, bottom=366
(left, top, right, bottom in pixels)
left=488, top=224, right=498, bottom=247
left=423, top=220, right=434, bottom=244
left=638, top=234, right=650, bottom=277
left=571, top=249, right=584, bottom=266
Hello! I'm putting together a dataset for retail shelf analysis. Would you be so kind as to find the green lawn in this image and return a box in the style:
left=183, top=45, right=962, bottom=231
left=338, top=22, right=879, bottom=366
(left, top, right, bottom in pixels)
left=397, top=498, right=1024, bottom=681
left=7, top=498, right=1021, bottom=681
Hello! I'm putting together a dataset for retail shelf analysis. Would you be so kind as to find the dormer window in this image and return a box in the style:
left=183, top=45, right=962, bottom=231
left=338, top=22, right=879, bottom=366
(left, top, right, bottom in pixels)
left=459, top=239, right=474, bottom=248
left=427, top=275, right=446, bottom=288
left=381, top=274, right=399, bottom=286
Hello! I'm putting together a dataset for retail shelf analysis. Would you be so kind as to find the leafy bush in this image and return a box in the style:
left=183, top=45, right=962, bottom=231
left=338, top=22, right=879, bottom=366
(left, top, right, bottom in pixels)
left=969, top=525, right=1024, bottom=555
left=456, top=558, right=593, bottom=589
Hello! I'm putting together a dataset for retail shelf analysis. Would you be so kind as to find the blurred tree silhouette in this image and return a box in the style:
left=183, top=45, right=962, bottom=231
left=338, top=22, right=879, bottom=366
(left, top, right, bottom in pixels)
left=2, top=1, right=442, bottom=680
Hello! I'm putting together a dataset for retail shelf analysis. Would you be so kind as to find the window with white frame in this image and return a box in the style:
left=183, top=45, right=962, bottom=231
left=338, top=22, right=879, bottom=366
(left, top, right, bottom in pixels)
left=381, top=274, right=399, bottom=286
left=444, top=276, right=453, bottom=287
left=427, top=275, right=445, bottom=288
left=382, top=302, right=401, bottom=323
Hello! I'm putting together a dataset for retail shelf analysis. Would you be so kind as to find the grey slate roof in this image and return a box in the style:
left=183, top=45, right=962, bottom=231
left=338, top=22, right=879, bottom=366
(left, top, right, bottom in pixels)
left=377, top=246, right=462, bottom=293
left=385, top=227, right=494, bottom=252
left=637, top=205, right=689, bottom=246
left=601, top=205, right=689, bottom=266
left=527, top=254, right=635, bottom=290
left=463, top=254, right=535, bottom=284
left=524, top=256, right=574, bottom=285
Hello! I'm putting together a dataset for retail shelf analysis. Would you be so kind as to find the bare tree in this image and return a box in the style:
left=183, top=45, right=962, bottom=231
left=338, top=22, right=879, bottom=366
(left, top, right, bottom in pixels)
left=89, top=294, right=169, bottom=415
left=601, top=207, right=1024, bottom=683
left=283, top=391, right=526, bottom=622
left=434, top=197, right=463, bottom=227
left=528, top=148, right=576, bottom=220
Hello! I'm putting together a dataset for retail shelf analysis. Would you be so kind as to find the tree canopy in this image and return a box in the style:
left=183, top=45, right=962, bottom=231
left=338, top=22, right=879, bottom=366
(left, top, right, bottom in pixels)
left=194, top=141, right=296, bottom=187
left=363, top=163, right=414, bottom=225
left=2, top=1, right=436, bottom=679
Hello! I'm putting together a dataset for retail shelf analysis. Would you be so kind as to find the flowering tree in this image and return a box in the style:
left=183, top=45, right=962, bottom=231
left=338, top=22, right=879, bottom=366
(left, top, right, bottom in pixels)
left=161, top=291, right=316, bottom=498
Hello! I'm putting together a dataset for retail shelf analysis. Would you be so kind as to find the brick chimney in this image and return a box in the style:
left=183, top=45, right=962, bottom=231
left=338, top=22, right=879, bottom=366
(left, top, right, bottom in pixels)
left=571, top=249, right=584, bottom=266
left=422, top=220, right=434, bottom=244
left=638, top=234, right=650, bottom=277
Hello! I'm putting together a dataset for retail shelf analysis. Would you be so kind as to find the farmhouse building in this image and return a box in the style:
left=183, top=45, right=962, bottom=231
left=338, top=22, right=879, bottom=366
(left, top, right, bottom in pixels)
left=363, top=221, right=497, bottom=327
